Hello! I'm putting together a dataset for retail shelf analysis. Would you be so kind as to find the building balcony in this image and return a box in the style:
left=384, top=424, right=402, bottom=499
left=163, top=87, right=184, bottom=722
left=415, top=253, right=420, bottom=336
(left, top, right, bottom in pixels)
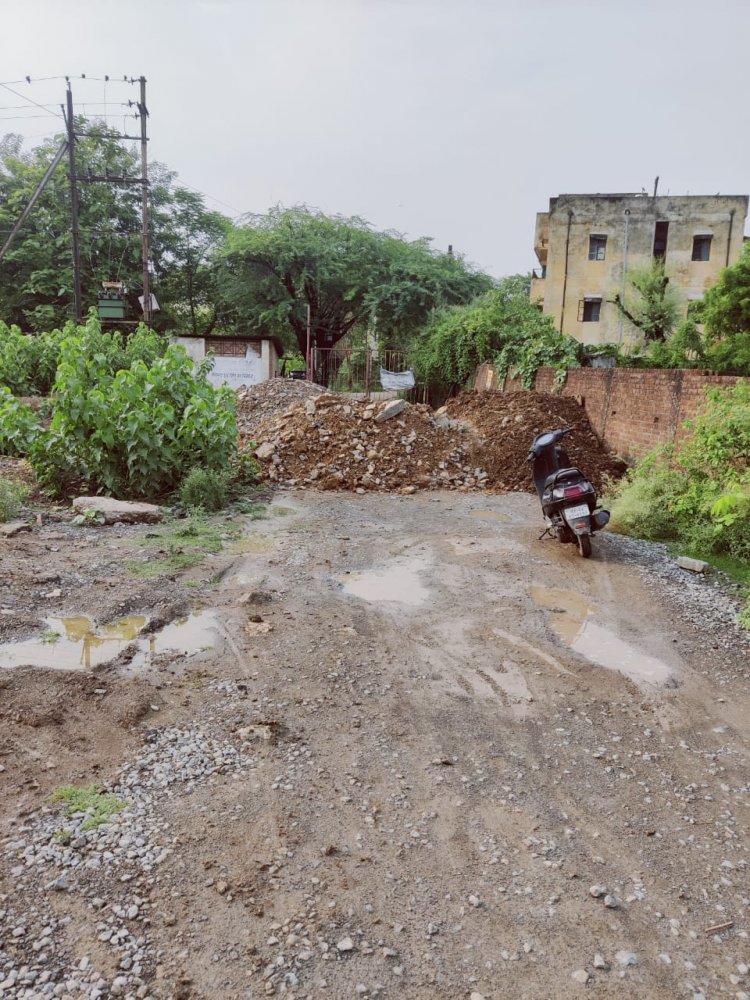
left=530, top=274, right=546, bottom=304
left=534, top=212, right=550, bottom=265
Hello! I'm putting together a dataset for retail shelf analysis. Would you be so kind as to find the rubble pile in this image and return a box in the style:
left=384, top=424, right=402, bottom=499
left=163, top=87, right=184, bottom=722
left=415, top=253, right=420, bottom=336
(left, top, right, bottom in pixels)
left=237, top=384, right=487, bottom=492
left=444, top=390, right=627, bottom=493
left=234, top=380, right=625, bottom=495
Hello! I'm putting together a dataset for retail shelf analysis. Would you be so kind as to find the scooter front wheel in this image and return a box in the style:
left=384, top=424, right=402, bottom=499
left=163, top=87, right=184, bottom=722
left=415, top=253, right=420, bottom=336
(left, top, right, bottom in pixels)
left=577, top=533, right=592, bottom=558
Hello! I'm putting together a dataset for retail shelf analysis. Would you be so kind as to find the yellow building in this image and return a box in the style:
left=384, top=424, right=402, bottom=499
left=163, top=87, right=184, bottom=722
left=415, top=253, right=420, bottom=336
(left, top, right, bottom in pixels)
left=531, top=192, right=748, bottom=346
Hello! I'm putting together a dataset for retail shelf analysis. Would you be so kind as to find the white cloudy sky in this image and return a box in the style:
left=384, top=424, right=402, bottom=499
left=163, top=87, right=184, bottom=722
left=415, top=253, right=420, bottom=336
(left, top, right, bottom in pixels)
left=1, top=0, right=748, bottom=277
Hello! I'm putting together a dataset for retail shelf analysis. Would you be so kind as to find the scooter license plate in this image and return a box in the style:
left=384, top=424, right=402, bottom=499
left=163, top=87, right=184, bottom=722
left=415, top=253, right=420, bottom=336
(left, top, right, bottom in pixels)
left=564, top=504, right=590, bottom=521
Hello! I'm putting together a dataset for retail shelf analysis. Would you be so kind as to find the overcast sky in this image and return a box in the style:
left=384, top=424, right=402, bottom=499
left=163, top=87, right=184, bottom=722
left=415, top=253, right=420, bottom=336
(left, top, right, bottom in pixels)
left=2, top=0, right=748, bottom=278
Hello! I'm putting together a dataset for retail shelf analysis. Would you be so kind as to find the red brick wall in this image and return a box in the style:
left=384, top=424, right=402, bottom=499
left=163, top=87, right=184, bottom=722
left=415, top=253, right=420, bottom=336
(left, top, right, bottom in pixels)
left=491, top=367, right=739, bottom=463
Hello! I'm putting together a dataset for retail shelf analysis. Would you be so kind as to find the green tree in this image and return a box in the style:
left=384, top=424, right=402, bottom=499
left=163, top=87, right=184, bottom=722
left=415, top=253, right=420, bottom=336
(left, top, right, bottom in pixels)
left=0, top=129, right=228, bottom=332
left=690, top=242, right=750, bottom=376
left=612, top=258, right=681, bottom=342
left=219, top=205, right=491, bottom=360
left=413, top=274, right=579, bottom=396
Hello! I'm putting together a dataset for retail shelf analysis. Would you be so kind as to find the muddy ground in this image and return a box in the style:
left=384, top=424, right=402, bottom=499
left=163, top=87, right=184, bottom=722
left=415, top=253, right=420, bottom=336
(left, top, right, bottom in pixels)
left=1, top=491, right=749, bottom=1000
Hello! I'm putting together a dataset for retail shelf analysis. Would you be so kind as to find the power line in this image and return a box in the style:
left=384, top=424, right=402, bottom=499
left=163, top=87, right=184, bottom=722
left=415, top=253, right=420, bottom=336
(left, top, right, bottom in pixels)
left=0, top=82, right=64, bottom=120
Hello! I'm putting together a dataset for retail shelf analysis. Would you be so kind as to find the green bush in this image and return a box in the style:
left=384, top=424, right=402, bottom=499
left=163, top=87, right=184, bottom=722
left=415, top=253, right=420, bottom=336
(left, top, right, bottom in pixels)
left=179, top=467, right=230, bottom=512
left=26, top=323, right=236, bottom=499
left=0, top=313, right=169, bottom=397
left=610, top=380, right=750, bottom=621
left=0, top=387, right=42, bottom=456
left=0, top=476, right=28, bottom=522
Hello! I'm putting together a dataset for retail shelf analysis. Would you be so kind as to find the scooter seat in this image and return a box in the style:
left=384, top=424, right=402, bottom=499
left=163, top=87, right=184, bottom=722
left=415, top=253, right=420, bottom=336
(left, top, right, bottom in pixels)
left=543, top=467, right=585, bottom=490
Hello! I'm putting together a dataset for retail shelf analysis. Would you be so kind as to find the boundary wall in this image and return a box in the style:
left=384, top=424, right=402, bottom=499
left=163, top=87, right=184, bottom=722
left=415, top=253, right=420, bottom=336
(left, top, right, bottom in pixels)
left=474, top=364, right=739, bottom=463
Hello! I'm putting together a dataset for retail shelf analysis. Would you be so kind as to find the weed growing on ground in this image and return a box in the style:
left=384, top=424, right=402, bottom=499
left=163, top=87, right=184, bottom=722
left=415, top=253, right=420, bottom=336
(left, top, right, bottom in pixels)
left=124, top=515, right=240, bottom=579
left=52, top=784, right=127, bottom=830
left=0, top=476, right=28, bottom=521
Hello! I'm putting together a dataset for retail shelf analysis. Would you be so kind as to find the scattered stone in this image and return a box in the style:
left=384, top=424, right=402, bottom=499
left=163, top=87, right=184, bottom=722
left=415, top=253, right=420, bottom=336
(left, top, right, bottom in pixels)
left=375, top=399, right=407, bottom=423
left=604, top=894, right=620, bottom=909
left=72, top=496, right=162, bottom=524
left=337, top=936, right=355, bottom=952
left=589, top=884, right=607, bottom=898
left=572, top=969, right=590, bottom=984
left=594, top=954, right=609, bottom=970
left=677, top=555, right=709, bottom=573
left=0, top=519, right=32, bottom=538
left=615, top=951, right=638, bottom=967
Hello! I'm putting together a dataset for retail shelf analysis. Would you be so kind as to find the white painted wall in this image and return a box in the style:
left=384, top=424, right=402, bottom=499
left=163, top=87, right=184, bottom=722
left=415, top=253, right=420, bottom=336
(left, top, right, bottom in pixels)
left=171, top=337, right=267, bottom=388
left=208, top=347, right=263, bottom=389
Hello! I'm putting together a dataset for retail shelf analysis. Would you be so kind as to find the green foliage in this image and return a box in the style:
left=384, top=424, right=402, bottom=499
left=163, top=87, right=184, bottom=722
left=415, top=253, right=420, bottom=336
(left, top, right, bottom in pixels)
left=0, top=387, right=42, bottom=455
left=220, top=205, right=491, bottom=359
left=124, top=514, right=239, bottom=578
left=0, top=130, right=229, bottom=332
left=179, top=467, right=230, bottom=512
left=613, top=259, right=681, bottom=342
left=0, top=476, right=28, bottom=521
left=413, top=275, right=580, bottom=392
left=52, top=784, right=127, bottom=830
left=20, top=316, right=236, bottom=498
left=699, top=241, right=750, bottom=341
left=610, top=381, right=750, bottom=624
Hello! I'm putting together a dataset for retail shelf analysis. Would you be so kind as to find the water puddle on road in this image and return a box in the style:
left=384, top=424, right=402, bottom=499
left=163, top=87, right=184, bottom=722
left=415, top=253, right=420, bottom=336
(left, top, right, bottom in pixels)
left=0, top=611, right=219, bottom=672
left=340, top=560, right=430, bottom=606
left=530, top=585, right=677, bottom=688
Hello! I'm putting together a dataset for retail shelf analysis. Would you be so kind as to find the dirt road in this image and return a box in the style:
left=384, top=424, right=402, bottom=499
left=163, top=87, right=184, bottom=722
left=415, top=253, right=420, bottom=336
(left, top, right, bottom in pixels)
left=1, top=491, right=749, bottom=1000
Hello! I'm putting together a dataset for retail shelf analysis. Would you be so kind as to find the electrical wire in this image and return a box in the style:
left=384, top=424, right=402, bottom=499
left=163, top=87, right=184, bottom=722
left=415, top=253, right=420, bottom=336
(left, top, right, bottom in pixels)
left=0, top=82, right=64, bottom=120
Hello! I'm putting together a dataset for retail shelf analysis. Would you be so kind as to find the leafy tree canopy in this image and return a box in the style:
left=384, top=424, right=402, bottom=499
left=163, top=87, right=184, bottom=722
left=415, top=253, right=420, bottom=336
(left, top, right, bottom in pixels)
left=0, top=128, right=228, bottom=332
left=219, top=205, right=492, bottom=355
left=698, top=241, right=750, bottom=340
left=413, top=274, right=580, bottom=394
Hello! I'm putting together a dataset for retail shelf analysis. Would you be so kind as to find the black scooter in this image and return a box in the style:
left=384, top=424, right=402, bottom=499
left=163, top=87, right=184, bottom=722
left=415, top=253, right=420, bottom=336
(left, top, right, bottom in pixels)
left=527, top=427, right=610, bottom=558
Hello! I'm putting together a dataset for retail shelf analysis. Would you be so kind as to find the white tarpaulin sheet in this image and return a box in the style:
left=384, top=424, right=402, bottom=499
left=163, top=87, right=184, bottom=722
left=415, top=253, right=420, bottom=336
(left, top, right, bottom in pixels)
left=379, top=367, right=415, bottom=390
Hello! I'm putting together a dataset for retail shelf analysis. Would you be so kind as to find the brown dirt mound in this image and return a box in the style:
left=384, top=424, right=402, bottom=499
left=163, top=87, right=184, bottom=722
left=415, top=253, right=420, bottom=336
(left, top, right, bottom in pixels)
left=235, top=381, right=625, bottom=495
left=240, top=392, right=487, bottom=492
left=444, top=390, right=627, bottom=493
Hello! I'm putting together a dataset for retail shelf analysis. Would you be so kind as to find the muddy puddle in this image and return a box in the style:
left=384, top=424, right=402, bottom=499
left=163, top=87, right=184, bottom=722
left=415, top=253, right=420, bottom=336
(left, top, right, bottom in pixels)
left=0, top=611, right=219, bottom=672
left=530, top=585, right=677, bottom=688
left=340, top=559, right=430, bottom=606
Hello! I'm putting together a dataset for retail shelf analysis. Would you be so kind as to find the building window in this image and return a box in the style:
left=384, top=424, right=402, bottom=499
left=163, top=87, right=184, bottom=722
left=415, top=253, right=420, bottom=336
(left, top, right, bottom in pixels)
left=588, top=235, right=607, bottom=261
left=210, top=338, right=249, bottom=357
left=579, top=297, right=602, bottom=322
left=692, top=235, right=712, bottom=261
left=653, top=221, right=669, bottom=259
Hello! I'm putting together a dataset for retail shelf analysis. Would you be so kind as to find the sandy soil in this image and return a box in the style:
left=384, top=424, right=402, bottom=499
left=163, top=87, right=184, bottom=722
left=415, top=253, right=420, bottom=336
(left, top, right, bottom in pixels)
left=1, top=491, right=749, bottom=1000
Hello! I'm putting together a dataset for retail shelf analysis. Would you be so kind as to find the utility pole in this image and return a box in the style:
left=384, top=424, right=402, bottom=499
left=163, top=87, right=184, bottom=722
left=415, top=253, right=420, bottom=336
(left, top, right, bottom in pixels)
left=65, top=85, right=83, bottom=323
left=138, top=76, right=151, bottom=325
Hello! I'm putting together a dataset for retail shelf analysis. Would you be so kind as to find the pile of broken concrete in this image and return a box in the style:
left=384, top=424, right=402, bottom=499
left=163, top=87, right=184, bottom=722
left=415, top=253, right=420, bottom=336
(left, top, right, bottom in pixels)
left=236, top=380, right=625, bottom=495
left=237, top=387, right=488, bottom=492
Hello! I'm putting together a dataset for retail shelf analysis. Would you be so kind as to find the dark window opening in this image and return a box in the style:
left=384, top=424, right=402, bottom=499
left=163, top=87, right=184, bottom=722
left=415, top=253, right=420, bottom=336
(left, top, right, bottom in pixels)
left=653, top=221, right=669, bottom=259
left=692, top=235, right=712, bottom=261
left=210, top=338, right=250, bottom=357
left=579, top=298, right=602, bottom=322
left=588, top=235, right=607, bottom=261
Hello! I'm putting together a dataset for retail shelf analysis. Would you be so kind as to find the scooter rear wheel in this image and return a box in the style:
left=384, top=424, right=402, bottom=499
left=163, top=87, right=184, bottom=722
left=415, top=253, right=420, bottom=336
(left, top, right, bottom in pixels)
left=577, top=533, right=592, bottom=558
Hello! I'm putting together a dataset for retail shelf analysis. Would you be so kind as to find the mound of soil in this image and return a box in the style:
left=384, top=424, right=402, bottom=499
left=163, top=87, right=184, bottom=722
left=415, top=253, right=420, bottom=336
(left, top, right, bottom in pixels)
left=444, top=390, right=627, bottom=493
left=236, top=382, right=625, bottom=495
left=240, top=390, right=486, bottom=492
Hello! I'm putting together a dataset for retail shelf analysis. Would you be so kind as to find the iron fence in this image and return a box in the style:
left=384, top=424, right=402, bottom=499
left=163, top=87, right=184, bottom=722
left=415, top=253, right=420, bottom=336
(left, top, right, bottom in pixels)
left=308, top=348, right=427, bottom=403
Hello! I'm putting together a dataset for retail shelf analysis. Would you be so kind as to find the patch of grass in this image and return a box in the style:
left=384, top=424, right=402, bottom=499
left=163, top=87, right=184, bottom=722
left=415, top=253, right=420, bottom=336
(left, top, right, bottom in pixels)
left=52, top=784, right=127, bottom=831
left=40, top=629, right=60, bottom=644
left=0, top=476, right=28, bottom=522
left=124, top=515, right=240, bottom=579
left=270, top=506, right=296, bottom=517
left=233, top=500, right=268, bottom=519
